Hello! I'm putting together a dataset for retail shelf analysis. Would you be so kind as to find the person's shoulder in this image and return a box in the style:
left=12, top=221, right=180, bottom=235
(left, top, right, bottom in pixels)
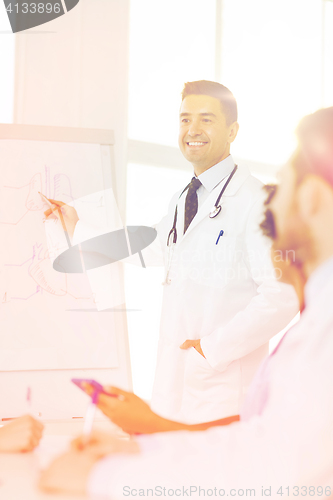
left=239, top=165, right=264, bottom=190
left=235, top=164, right=265, bottom=203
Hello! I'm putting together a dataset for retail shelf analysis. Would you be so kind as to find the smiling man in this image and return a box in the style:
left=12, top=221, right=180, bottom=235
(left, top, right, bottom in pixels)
left=46, top=80, right=298, bottom=425
left=178, top=93, right=238, bottom=173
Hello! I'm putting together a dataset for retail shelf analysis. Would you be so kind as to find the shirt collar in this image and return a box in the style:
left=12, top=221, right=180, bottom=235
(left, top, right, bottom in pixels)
left=304, top=255, right=333, bottom=307
left=196, top=155, right=235, bottom=193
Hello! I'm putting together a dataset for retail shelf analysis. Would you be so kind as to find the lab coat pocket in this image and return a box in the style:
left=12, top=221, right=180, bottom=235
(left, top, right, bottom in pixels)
left=182, top=346, right=242, bottom=421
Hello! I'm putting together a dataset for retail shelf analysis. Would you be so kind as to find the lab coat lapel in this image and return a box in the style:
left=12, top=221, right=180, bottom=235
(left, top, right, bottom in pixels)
left=180, top=165, right=252, bottom=243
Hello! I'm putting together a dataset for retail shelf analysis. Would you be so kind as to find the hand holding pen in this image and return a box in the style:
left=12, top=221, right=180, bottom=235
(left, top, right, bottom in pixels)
left=39, top=192, right=79, bottom=244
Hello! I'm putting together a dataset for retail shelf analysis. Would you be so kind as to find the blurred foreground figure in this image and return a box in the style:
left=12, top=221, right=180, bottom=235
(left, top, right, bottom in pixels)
left=0, top=415, right=44, bottom=452
left=40, top=107, right=333, bottom=499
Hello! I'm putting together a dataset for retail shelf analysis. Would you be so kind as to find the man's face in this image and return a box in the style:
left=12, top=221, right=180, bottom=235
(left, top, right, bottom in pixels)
left=178, top=94, right=237, bottom=173
left=261, top=157, right=314, bottom=266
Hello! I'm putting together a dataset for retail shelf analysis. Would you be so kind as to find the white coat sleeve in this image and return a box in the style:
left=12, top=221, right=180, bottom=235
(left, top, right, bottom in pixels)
left=200, top=197, right=299, bottom=372
left=72, top=190, right=181, bottom=269
left=71, top=220, right=164, bottom=310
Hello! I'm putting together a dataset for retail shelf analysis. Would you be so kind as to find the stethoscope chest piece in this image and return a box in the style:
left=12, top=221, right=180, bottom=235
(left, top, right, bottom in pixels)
left=209, top=205, right=222, bottom=218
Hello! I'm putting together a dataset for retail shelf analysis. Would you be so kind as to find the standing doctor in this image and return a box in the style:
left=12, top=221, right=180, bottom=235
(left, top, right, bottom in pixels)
left=146, top=80, right=298, bottom=424
left=46, top=80, right=298, bottom=424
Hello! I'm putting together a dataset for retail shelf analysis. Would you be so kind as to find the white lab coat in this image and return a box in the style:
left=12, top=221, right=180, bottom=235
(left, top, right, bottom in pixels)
left=88, top=258, right=333, bottom=500
left=147, top=162, right=298, bottom=423
left=72, top=160, right=298, bottom=424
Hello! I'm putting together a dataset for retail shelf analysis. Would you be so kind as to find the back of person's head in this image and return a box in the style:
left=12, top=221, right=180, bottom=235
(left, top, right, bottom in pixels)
left=181, top=80, right=238, bottom=125
left=294, top=107, right=333, bottom=188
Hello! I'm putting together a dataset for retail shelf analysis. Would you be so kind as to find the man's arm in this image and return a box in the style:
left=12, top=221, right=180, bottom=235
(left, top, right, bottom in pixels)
left=84, top=385, right=239, bottom=435
left=98, top=387, right=239, bottom=434
left=40, top=328, right=333, bottom=498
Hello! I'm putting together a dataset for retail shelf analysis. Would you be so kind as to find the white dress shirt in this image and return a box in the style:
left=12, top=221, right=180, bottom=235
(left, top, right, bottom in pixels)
left=88, top=256, right=333, bottom=499
left=195, top=154, right=235, bottom=209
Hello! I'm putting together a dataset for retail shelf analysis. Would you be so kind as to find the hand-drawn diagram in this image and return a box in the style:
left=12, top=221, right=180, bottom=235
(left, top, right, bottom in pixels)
left=26, top=174, right=44, bottom=211
left=1, top=166, right=94, bottom=304
left=0, top=139, right=121, bottom=390
left=0, top=139, right=121, bottom=373
left=1, top=165, right=75, bottom=224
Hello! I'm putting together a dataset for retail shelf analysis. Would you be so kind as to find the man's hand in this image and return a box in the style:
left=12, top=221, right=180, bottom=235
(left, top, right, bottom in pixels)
left=71, top=430, right=140, bottom=456
left=0, top=415, right=44, bottom=453
left=44, top=199, right=79, bottom=240
left=39, top=450, right=97, bottom=495
left=83, top=385, right=160, bottom=435
left=180, top=339, right=205, bottom=358
left=81, top=384, right=239, bottom=434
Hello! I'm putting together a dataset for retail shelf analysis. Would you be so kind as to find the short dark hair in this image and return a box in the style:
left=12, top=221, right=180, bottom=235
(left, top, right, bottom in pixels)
left=293, top=107, right=333, bottom=188
left=181, top=80, right=238, bottom=125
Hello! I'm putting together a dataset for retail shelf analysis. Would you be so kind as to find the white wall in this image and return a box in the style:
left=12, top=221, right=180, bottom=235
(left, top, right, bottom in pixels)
left=14, top=0, right=129, bottom=217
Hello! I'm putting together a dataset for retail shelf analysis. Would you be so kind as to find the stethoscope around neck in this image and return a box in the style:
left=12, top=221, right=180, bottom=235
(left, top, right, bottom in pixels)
left=166, top=164, right=238, bottom=247
left=162, top=164, right=238, bottom=286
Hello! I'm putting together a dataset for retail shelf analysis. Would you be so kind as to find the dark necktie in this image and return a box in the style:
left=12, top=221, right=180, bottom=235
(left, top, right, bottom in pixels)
left=184, top=177, right=202, bottom=234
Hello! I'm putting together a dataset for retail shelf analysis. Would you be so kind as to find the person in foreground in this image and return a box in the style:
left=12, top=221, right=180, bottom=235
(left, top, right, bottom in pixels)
left=0, top=415, right=44, bottom=452
left=40, top=107, right=333, bottom=498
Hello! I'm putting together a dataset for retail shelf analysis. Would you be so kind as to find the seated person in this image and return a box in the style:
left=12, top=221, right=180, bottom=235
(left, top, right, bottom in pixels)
left=79, top=384, right=240, bottom=435
left=76, top=233, right=304, bottom=436
left=39, top=107, right=332, bottom=498
left=0, top=415, right=44, bottom=453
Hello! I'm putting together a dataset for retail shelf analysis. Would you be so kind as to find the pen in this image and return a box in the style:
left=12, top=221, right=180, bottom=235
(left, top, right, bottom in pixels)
left=216, top=230, right=224, bottom=245
left=39, top=191, right=72, bottom=248
left=82, top=391, right=99, bottom=444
